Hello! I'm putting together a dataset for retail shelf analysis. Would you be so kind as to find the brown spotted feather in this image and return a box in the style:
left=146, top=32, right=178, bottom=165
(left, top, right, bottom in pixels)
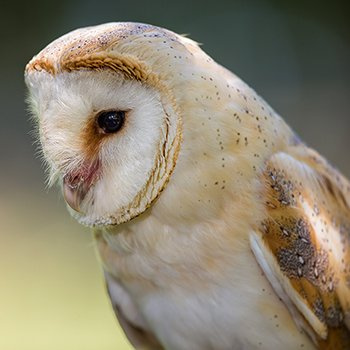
left=255, top=145, right=350, bottom=349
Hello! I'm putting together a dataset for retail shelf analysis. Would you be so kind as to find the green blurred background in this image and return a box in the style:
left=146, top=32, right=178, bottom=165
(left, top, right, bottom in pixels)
left=0, top=0, right=349, bottom=349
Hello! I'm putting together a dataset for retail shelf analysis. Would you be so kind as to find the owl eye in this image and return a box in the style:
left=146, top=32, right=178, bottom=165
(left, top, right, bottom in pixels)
left=97, top=110, right=125, bottom=134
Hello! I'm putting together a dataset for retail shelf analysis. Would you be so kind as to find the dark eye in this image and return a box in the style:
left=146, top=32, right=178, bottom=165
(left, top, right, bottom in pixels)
left=97, top=110, right=125, bottom=134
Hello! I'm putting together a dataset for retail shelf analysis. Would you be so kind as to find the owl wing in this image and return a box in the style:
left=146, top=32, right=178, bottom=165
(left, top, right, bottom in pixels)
left=250, top=145, right=350, bottom=349
left=104, top=272, right=164, bottom=350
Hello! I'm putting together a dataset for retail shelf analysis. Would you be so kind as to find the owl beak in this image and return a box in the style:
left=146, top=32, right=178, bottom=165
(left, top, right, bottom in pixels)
left=63, top=175, right=89, bottom=213
left=62, top=160, right=100, bottom=213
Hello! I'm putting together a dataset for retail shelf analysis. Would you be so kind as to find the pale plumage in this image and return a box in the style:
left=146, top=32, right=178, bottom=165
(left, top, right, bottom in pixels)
left=25, top=22, right=350, bottom=349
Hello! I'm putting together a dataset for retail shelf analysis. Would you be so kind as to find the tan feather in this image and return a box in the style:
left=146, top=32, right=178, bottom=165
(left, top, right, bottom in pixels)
left=251, top=146, right=350, bottom=349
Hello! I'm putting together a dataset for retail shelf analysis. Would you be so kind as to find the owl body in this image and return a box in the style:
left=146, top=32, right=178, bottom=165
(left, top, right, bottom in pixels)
left=98, top=212, right=315, bottom=350
left=25, top=23, right=350, bottom=349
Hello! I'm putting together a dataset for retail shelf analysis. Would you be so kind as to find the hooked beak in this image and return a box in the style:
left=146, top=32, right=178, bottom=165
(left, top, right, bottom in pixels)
left=63, top=175, right=90, bottom=213
left=62, top=160, right=100, bottom=213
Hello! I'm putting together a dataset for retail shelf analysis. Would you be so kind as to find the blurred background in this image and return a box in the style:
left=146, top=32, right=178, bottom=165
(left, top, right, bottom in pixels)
left=0, top=0, right=349, bottom=349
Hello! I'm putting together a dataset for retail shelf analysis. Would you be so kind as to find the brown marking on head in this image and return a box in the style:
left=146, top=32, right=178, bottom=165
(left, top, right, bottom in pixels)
left=80, top=112, right=104, bottom=161
left=26, top=58, right=56, bottom=75
left=26, top=52, right=151, bottom=85
left=80, top=108, right=130, bottom=161
left=61, top=54, right=150, bottom=82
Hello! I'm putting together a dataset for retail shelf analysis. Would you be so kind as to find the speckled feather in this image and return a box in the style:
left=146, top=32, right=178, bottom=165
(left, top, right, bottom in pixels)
left=252, top=146, right=350, bottom=349
left=25, top=22, right=350, bottom=350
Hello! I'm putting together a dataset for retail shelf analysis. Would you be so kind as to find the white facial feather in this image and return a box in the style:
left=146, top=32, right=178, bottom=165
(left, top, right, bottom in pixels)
left=28, top=68, right=170, bottom=225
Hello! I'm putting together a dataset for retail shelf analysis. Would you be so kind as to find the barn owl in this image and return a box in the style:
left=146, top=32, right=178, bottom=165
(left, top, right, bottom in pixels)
left=25, top=22, right=350, bottom=350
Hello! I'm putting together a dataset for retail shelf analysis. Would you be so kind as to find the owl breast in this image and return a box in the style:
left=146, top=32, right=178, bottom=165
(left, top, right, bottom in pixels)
left=97, top=221, right=315, bottom=350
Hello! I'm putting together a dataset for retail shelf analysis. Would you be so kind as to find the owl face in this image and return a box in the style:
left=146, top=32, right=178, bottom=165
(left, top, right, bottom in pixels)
left=28, top=70, right=174, bottom=226
left=25, top=27, right=183, bottom=227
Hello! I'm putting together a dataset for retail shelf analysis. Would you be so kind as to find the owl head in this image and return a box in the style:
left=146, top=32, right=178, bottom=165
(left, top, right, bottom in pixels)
left=26, top=22, right=269, bottom=228
left=25, top=23, right=211, bottom=227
